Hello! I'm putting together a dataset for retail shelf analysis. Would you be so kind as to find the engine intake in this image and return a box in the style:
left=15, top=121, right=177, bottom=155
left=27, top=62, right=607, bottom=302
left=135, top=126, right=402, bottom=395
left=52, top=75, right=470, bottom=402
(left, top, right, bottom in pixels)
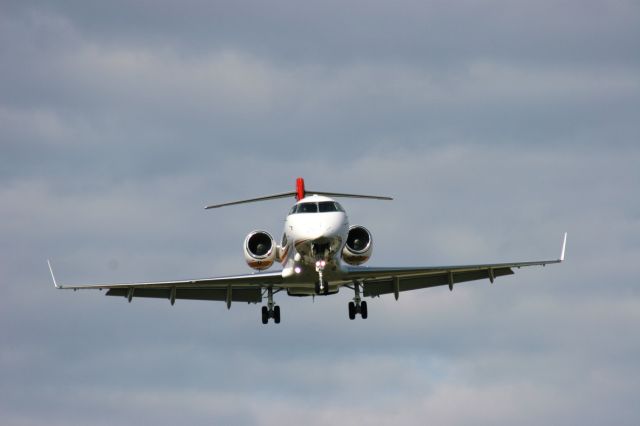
left=342, top=225, right=373, bottom=265
left=244, top=231, right=277, bottom=270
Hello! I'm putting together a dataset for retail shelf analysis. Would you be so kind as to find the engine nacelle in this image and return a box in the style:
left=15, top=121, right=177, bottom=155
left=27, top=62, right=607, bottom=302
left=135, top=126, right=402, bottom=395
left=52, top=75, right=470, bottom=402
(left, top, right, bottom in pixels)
left=244, top=230, right=277, bottom=270
left=342, top=225, right=373, bottom=265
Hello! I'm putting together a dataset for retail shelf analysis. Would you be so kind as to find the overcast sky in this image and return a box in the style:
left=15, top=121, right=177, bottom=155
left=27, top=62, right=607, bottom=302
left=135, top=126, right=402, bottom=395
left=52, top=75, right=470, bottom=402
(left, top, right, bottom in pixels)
left=1, top=1, right=639, bottom=425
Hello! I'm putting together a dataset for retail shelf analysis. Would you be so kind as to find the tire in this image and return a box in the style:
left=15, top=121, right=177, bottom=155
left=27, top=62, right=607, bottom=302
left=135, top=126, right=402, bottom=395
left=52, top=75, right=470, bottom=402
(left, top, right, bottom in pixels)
left=261, top=306, right=269, bottom=324
left=361, top=301, right=368, bottom=319
left=348, top=302, right=356, bottom=320
left=274, top=305, right=281, bottom=324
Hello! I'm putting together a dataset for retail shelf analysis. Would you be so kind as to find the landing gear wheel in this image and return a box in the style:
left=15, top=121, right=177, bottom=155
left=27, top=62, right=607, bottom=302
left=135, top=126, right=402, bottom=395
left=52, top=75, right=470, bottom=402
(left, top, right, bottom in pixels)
left=348, top=301, right=356, bottom=320
left=261, top=287, right=281, bottom=325
left=315, top=281, right=321, bottom=295
left=349, top=280, right=368, bottom=320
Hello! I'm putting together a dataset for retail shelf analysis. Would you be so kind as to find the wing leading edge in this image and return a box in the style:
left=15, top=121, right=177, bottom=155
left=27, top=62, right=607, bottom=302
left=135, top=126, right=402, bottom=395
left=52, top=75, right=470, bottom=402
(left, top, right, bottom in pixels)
left=347, top=233, right=567, bottom=299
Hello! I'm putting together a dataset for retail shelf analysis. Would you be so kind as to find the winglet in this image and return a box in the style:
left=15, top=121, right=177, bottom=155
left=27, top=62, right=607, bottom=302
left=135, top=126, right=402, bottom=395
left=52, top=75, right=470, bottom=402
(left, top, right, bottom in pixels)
left=47, top=259, right=60, bottom=288
left=560, top=232, right=567, bottom=262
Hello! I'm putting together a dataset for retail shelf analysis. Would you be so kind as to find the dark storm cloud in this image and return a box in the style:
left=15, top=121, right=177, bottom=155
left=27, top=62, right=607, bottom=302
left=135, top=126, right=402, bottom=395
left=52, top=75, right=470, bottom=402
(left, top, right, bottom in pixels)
left=1, top=1, right=639, bottom=425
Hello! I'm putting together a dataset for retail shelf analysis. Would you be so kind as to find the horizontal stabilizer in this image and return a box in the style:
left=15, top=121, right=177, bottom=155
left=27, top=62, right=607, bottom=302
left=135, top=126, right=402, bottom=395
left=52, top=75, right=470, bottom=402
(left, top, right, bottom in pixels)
left=205, top=192, right=297, bottom=209
left=307, top=191, right=392, bottom=201
left=205, top=177, right=392, bottom=209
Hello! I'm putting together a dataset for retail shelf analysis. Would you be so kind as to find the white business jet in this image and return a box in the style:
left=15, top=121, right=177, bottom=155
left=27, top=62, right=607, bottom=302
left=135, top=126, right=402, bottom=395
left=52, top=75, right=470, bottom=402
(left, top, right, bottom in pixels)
left=48, top=178, right=566, bottom=324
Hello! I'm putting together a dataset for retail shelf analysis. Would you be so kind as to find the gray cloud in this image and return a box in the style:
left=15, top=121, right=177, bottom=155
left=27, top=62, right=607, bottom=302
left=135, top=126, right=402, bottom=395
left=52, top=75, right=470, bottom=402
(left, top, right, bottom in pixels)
left=1, top=1, right=639, bottom=425
left=2, top=1, right=638, bottom=184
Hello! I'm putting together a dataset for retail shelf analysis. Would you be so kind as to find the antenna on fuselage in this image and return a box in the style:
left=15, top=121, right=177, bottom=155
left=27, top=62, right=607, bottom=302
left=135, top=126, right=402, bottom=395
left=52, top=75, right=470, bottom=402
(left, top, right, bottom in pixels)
left=204, top=177, right=393, bottom=209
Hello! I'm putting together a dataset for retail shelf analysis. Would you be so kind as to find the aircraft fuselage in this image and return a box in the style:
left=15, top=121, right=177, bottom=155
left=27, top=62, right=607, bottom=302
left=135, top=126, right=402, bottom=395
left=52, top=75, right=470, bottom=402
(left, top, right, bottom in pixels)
left=280, top=195, right=351, bottom=294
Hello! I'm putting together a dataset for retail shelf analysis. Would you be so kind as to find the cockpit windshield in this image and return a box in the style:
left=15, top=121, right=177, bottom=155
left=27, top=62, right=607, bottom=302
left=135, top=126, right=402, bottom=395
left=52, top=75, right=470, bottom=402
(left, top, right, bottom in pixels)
left=297, top=202, right=318, bottom=213
left=318, top=201, right=340, bottom=212
left=289, top=201, right=345, bottom=215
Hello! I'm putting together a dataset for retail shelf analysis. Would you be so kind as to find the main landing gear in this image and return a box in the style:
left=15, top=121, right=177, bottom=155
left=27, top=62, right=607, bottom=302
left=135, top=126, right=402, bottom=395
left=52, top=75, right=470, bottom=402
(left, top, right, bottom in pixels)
left=261, top=287, right=281, bottom=324
left=348, top=281, right=368, bottom=320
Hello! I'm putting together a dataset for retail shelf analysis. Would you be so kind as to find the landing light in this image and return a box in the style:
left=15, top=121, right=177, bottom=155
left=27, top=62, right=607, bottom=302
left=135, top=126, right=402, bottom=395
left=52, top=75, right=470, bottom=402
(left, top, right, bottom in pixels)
left=294, top=266, right=302, bottom=274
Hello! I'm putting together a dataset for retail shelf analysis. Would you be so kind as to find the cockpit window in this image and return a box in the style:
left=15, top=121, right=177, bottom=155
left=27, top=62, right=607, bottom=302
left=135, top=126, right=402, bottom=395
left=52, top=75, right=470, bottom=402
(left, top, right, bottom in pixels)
left=296, top=202, right=318, bottom=213
left=318, top=201, right=339, bottom=212
left=289, top=201, right=344, bottom=214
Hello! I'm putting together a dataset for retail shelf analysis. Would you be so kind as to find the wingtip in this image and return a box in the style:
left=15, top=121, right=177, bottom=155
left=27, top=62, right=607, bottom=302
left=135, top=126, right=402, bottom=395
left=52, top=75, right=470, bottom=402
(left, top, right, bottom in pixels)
left=47, top=259, right=60, bottom=288
left=560, top=232, right=567, bottom=262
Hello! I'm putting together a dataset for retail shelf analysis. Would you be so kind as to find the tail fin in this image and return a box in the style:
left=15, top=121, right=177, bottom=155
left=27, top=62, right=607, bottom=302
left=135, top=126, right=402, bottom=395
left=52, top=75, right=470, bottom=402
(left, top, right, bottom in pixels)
left=205, top=177, right=392, bottom=209
left=296, top=177, right=305, bottom=201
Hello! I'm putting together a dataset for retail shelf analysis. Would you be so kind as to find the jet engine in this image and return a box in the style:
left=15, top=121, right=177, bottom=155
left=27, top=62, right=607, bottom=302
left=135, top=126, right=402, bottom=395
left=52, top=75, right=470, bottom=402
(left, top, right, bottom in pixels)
left=244, top=231, right=277, bottom=270
left=342, top=225, right=373, bottom=265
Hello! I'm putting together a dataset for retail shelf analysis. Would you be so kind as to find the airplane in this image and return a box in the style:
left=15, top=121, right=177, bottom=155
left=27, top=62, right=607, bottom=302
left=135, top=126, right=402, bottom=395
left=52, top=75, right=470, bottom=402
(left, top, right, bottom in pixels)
left=48, top=177, right=567, bottom=324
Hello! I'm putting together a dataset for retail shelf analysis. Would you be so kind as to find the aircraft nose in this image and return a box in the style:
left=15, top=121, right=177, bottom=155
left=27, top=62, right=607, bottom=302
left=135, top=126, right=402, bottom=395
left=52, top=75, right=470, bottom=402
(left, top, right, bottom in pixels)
left=320, top=226, right=336, bottom=241
left=297, top=221, right=338, bottom=241
left=302, top=224, right=330, bottom=240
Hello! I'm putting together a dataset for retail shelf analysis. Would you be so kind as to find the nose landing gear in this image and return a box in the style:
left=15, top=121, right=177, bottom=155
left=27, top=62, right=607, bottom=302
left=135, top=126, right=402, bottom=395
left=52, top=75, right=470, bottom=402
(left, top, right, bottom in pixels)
left=314, top=259, right=328, bottom=295
left=312, top=241, right=331, bottom=295
left=348, top=281, right=368, bottom=320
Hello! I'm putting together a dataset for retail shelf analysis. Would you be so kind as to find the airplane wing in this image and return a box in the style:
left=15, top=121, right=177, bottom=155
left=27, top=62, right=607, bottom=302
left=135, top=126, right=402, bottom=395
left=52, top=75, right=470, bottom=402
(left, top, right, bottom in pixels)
left=346, top=233, right=567, bottom=299
left=48, top=261, right=282, bottom=307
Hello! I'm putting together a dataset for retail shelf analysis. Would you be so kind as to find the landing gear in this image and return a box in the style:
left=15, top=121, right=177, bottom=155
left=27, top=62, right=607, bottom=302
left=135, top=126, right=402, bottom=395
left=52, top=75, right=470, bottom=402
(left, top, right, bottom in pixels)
left=348, top=300, right=368, bottom=320
left=312, top=242, right=331, bottom=295
left=261, top=287, right=281, bottom=324
left=315, top=259, right=327, bottom=294
left=348, top=281, right=368, bottom=320
left=314, top=279, right=330, bottom=295
left=348, top=301, right=356, bottom=320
